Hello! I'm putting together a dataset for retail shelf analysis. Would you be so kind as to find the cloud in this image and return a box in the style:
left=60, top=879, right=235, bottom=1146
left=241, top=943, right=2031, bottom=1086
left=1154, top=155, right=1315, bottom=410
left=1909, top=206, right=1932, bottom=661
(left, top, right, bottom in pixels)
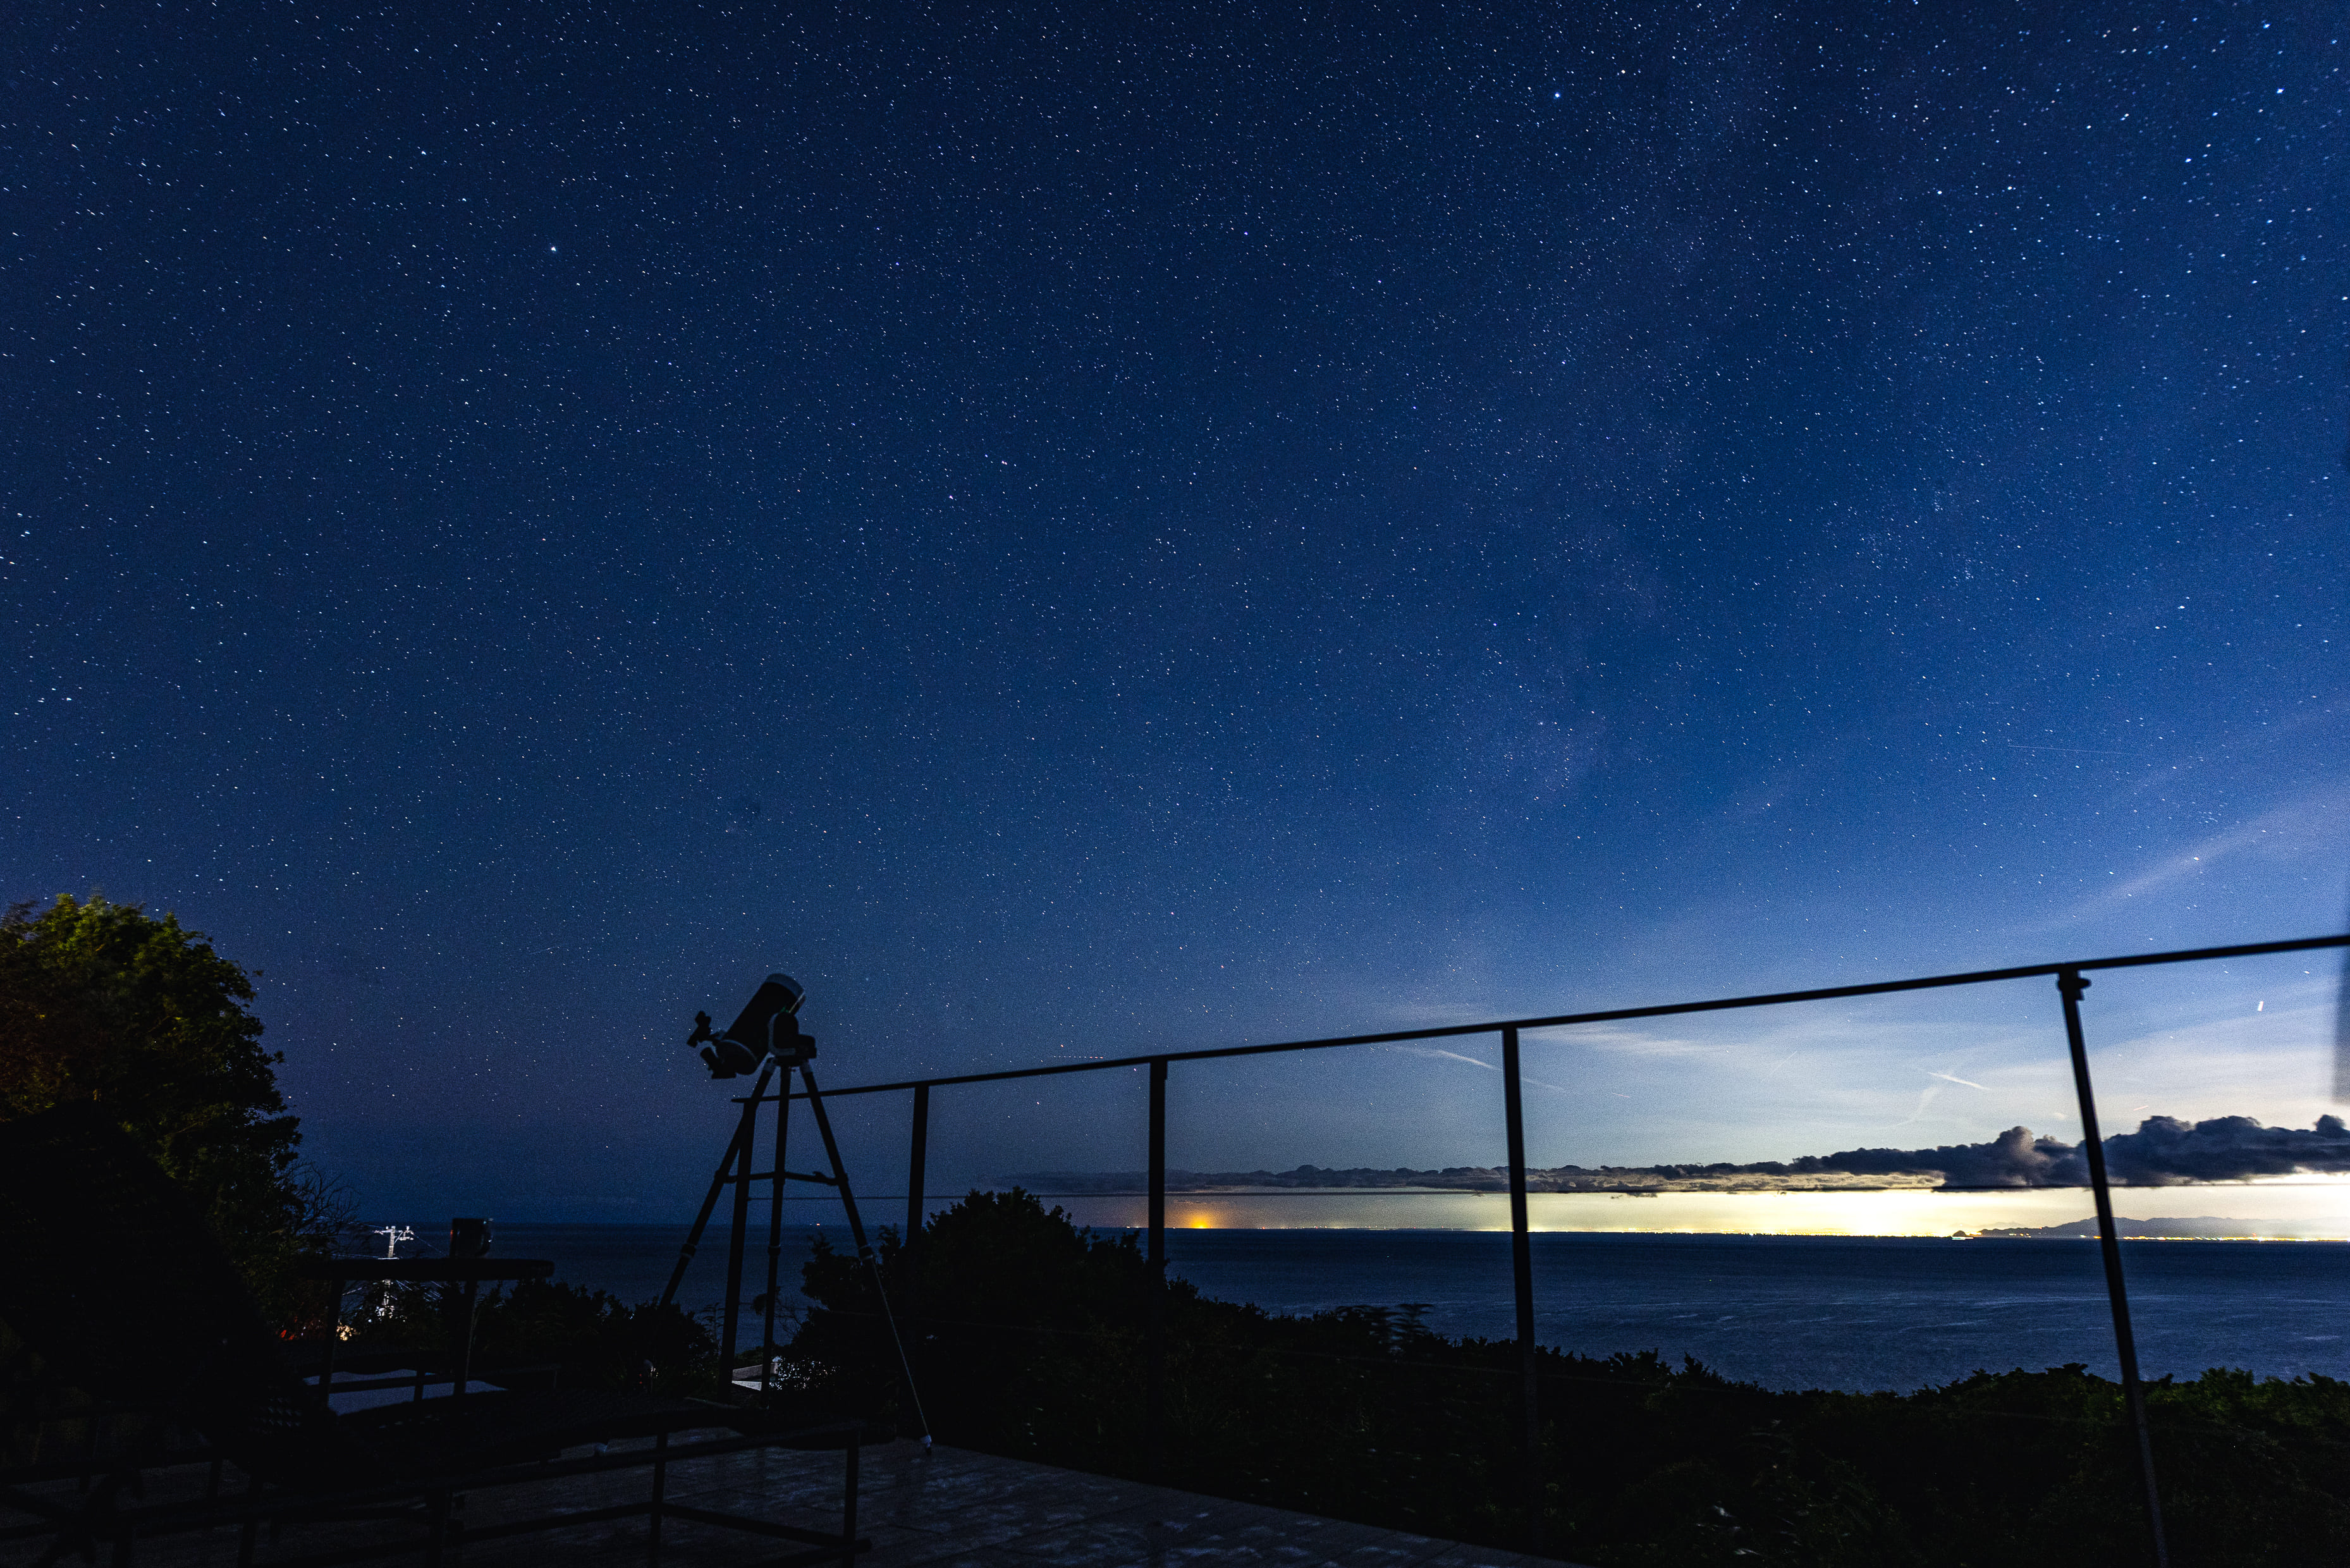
left=1009, top=1114, right=2350, bottom=1193
left=2102, top=1113, right=2350, bottom=1185
left=1780, top=1123, right=2076, bottom=1187
left=1764, top=1114, right=2350, bottom=1187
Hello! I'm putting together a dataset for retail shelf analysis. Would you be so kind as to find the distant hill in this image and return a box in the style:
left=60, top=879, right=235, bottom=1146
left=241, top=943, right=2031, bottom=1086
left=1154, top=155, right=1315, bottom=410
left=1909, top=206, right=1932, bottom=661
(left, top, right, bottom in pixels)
left=1966, top=1216, right=2350, bottom=1240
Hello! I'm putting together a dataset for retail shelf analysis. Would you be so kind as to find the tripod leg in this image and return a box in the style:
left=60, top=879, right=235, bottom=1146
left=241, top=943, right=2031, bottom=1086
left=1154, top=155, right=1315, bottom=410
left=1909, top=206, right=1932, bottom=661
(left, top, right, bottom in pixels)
left=799, top=1063, right=934, bottom=1445
left=659, top=1121, right=741, bottom=1309
left=761, top=1089, right=792, bottom=1392
left=661, top=1064, right=775, bottom=1309
left=720, top=1065, right=776, bottom=1368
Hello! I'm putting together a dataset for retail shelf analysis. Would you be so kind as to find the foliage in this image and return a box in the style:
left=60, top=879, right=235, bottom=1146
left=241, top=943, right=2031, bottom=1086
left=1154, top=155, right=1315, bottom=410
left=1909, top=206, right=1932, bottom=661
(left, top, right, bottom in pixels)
left=791, top=1189, right=2350, bottom=1567
left=358, top=1277, right=721, bottom=1398
left=790, top=1187, right=1159, bottom=1440
left=0, top=894, right=345, bottom=1319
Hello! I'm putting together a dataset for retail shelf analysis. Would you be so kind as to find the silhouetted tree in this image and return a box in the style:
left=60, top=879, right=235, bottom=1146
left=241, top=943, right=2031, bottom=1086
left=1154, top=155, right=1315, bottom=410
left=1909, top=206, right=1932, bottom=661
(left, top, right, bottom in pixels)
left=0, top=893, right=340, bottom=1316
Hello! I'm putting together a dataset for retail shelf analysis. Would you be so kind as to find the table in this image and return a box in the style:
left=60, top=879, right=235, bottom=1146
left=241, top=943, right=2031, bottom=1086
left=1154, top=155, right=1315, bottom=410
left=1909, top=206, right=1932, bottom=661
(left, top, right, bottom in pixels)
left=295, top=1256, right=554, bottom=1397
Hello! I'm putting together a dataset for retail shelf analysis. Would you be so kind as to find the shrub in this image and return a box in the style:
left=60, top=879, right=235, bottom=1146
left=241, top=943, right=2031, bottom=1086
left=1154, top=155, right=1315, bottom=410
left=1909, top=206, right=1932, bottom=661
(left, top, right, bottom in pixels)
left=786, top=1190, right=2350, bottom=1567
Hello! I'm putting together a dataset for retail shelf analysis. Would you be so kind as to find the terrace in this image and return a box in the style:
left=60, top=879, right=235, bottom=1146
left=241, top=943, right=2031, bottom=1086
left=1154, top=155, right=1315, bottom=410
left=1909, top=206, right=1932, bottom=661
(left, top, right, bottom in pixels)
left=1, top=1436, right=1582, bottom=1567
left=8, top=930, right=2346, bottom=1568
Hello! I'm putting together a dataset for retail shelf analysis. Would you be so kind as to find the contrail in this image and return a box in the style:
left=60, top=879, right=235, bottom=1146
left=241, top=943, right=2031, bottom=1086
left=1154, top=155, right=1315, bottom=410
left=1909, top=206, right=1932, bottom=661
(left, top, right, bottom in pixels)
left=1407, top=1045, right=1500, bottom=1072
left=1927, top=1070, right=1988, bottom=1090
left=1894, top=1082, right=1944, bottom=1128
left=1393, top=1044, right=1574, bottom=1095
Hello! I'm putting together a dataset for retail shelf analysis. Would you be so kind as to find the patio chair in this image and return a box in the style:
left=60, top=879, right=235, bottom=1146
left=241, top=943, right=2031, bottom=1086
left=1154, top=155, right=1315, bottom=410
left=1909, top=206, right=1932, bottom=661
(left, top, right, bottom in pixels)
left=0, top=1104, right=873, bottom=1567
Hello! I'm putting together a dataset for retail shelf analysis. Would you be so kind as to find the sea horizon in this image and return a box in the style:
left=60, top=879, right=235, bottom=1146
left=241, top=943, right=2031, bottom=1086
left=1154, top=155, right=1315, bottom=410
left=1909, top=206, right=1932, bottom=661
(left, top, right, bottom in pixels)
left=364, top=1180, right=2350, bottom=1240
left=345, top=1220, right=2350, bottom=1395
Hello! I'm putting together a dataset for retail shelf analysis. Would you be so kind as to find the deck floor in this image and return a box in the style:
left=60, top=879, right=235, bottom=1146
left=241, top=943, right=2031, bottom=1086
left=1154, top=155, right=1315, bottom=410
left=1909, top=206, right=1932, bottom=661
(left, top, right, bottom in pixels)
left=5, top=1436, right=1588, bottom=1568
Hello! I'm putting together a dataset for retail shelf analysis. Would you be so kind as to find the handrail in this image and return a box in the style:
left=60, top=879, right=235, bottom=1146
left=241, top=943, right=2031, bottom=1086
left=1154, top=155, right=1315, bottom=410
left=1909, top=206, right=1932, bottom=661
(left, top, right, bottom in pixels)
left=747, top=931, right=2350, bottom=1101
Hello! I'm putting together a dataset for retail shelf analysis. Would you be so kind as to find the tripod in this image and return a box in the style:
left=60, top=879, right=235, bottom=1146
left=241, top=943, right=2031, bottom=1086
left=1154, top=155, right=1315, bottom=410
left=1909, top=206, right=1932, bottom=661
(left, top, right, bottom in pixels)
left=659, top=987, right=929, bottom=1444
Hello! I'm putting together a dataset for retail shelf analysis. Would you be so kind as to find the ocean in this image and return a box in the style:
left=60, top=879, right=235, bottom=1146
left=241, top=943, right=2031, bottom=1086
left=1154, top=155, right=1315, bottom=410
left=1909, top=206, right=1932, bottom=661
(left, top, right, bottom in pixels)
left=454, top=1222, right=2350, bottom=1394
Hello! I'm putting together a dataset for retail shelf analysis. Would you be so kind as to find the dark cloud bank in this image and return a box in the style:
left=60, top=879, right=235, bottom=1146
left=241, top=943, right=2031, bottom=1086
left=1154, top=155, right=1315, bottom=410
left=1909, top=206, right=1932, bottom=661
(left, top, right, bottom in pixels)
left=1020, top=1115, right=2350, bottom=1195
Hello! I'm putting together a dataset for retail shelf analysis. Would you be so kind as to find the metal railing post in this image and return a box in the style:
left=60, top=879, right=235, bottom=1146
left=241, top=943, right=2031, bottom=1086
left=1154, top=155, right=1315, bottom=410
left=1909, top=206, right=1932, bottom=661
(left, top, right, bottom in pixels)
left=1147, top=1057, right=1168, bottom=1481
left=905, top=1084, right=929, bottom=1326
left=2058, top=969, right=2168, bottom=1568
left=1501, top=1026, right=1542, bottom=1555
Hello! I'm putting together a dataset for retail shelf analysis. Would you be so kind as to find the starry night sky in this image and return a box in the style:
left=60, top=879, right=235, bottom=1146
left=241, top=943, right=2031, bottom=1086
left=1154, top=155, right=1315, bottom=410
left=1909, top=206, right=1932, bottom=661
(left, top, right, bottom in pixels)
left=8, top=1, right=2347, bottom=1221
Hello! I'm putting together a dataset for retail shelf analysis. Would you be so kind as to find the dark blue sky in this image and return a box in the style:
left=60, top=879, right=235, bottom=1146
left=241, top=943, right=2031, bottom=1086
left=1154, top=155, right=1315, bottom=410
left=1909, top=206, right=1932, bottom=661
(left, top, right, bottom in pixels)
left=7, top=0, right=2346, bottom=1220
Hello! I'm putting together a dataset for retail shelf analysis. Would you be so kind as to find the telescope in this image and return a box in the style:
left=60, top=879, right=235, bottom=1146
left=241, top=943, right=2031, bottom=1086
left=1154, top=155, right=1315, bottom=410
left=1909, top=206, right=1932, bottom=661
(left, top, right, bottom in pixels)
left=664, top=971, right=931, bottom=1445
left=686, top=972, right=813, bottom=1079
